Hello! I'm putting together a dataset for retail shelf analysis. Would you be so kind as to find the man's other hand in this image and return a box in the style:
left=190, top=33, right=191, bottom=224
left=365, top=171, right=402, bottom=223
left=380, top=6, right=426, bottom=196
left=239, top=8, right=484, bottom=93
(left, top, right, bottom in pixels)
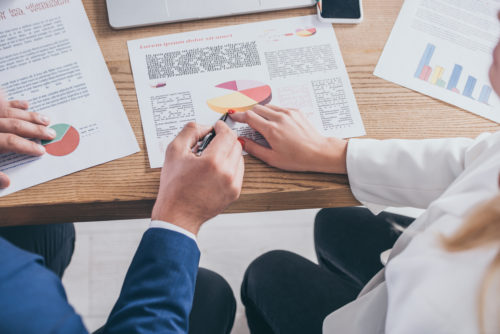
left=0, top=95, right=55, bottom=189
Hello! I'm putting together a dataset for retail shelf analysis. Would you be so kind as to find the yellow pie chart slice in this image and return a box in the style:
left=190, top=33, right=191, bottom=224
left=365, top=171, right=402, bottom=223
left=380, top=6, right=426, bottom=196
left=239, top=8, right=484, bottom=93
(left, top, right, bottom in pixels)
left=207, top=91, right=259, bottom=114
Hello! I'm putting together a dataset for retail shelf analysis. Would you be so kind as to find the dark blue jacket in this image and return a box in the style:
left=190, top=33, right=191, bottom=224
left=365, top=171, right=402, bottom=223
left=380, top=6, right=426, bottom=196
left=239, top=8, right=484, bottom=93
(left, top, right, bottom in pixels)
left=0, top=228, right=200, bottom=334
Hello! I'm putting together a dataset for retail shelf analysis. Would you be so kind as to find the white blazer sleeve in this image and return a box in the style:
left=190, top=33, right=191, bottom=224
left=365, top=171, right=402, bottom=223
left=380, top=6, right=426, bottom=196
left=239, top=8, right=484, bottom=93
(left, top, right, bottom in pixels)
left=346, top=133, right=493, bottom=210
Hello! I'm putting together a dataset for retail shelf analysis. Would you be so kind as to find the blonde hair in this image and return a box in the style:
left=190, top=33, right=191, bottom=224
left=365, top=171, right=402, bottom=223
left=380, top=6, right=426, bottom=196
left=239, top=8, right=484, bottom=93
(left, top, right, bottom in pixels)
left=442, top=194, right=500, bottom=334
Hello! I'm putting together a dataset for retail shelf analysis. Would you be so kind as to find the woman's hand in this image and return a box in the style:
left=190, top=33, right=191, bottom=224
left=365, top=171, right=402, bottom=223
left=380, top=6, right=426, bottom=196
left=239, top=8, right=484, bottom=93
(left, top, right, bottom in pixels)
left=0, top=96, right=56, bottom=188
left=230, top=104, right=348, bottom=174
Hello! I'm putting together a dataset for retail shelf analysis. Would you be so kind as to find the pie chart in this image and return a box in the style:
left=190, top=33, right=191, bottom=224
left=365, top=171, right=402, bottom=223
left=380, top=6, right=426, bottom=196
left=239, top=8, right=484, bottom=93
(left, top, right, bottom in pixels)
left=42, top=123, right=80, bottom=157
left=207, top=80, right=273, bottom=114
left=296, top=28, right=316, bottom=37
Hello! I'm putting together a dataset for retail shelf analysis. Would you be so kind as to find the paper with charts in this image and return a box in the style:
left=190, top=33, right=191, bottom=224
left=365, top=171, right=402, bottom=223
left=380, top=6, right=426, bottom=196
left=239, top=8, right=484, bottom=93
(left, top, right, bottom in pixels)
left=128, top=15, right=365, bottom=168
left=0, top=0, right=139, bottom=197
left=375, top=0, right=500, bottom=123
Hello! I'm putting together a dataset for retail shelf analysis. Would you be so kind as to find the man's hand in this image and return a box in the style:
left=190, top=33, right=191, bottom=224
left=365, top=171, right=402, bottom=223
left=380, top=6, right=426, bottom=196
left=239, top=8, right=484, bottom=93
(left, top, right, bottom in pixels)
left=151, top=121, right=244, bottom=235
left=0, top=96, right=56, bottom=189
left=230, top=105, right=348, bottom=174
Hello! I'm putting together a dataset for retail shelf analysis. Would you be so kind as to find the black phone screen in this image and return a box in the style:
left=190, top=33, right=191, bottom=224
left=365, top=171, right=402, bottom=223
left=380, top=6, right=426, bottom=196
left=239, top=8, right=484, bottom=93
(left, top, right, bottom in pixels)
left=321, top=0, right=361, bottom=19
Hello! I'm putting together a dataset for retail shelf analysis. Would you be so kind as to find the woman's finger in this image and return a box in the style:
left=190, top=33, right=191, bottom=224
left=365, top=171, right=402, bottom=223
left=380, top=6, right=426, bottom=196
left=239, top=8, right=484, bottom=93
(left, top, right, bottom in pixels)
left=265, top=104, right=290, bottom=112
left=229, top=110, right=271, bottom=136
left=250, top=104, right=283, bottom=121
left=0, top=118, right=55, bottom=141
left=0, top=171, right=10, bottom=189
left=8, top=100, right=29, bottom=110
left=0, top=133, right=46, bottom=156
left=0, top=107, right=50, bottom=126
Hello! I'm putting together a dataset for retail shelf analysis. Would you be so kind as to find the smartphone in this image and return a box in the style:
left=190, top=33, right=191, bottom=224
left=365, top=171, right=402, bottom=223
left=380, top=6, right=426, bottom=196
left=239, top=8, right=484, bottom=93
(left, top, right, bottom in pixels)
left=317, top=0, right=363, bottom=24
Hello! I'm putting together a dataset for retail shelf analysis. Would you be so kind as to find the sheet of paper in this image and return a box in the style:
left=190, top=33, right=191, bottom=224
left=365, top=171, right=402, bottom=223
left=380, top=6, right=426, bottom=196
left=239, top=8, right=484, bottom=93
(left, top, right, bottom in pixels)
left=375, top=0, right=500, bottom=123
left=128, top=15, right=365, bottom=168
left=0, top=0, right=139, bottom=197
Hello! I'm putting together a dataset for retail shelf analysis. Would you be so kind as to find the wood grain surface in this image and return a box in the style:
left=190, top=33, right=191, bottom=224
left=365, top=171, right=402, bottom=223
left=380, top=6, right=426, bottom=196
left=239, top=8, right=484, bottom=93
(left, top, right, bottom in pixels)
left=1, top=0, right=499, bottom=226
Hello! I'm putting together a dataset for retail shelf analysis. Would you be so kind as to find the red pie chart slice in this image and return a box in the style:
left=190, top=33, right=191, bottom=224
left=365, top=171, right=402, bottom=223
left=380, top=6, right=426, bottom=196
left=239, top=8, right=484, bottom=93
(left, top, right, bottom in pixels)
left=42, top=124, right=80, bottom=157
left=240, top=86, right=273, bottom=105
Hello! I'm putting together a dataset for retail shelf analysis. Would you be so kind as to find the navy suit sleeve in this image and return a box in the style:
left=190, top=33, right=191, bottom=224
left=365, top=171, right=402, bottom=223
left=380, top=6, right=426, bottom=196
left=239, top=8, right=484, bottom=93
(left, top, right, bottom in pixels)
left=103, top=228, right=200, bottom=334
left=0, top=238, right=87, bottom=334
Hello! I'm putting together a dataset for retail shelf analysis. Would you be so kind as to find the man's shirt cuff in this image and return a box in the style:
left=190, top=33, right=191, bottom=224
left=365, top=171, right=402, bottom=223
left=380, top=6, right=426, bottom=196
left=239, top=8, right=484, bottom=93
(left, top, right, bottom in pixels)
left=149, top=220, right=198, bottom=245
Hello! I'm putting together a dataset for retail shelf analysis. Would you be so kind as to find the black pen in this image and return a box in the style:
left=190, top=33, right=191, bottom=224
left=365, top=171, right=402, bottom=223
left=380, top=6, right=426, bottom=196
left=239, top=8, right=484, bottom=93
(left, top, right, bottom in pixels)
left=196, top=112, right=229, bottom=156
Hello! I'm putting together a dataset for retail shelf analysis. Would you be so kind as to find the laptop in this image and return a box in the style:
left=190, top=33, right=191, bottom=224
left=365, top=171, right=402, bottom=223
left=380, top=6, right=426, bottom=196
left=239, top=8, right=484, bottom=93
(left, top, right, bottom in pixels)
left=106, top=0, right=316, bottom=29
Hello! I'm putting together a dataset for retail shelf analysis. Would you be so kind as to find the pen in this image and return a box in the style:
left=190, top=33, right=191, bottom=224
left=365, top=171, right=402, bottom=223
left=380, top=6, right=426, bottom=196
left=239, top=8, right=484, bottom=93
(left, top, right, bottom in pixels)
left=196, top=112, right=230, bottom=156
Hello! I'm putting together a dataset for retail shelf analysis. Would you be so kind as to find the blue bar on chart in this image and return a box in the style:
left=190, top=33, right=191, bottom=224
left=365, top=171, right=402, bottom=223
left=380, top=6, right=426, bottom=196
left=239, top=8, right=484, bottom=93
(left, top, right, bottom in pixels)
left=463, top=76, right=477, bottom=99
left=415, top=43, right=435, bottom=79
left=478, top=85, right=492, bottom=105
left=414, top=43, right=491, bottom=104
left=446, top=64, right=463, bottom=93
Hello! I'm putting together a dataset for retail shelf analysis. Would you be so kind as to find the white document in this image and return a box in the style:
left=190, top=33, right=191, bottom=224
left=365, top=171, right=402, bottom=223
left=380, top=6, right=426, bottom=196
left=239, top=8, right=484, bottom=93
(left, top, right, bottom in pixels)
left=128, top=15, right=365, bottom=168
left=0, top=0, right=139, bottom=197
left=375, top=0, right=500, bottom=123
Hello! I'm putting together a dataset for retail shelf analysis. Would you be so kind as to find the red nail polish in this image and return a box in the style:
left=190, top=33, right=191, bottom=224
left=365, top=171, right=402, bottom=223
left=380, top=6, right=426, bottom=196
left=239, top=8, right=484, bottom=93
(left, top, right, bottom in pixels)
left=228, top=109, right=235, bottom=115
left=237, top=138, right=245, bottom=148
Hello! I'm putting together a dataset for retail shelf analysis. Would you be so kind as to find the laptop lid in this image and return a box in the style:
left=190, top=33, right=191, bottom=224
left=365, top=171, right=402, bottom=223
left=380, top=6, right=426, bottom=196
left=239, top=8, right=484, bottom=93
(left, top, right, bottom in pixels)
left=107, top=0, right=315, bottom=29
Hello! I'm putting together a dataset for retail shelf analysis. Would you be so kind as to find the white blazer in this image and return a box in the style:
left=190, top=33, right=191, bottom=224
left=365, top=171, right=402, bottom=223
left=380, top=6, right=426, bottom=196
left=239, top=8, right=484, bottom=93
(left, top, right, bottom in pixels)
left=323, top=131, right=500, bottom=334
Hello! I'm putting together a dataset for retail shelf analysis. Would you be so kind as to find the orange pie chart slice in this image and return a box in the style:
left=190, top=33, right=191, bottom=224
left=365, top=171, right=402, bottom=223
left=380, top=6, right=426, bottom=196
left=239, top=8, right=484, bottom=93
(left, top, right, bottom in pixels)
left=296, top=28, right=317, bottom=37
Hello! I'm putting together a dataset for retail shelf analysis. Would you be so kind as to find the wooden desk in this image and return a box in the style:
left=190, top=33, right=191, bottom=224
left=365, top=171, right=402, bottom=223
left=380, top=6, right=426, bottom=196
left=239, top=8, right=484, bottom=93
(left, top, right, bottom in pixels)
left=1, top=0, right=499, bottom=226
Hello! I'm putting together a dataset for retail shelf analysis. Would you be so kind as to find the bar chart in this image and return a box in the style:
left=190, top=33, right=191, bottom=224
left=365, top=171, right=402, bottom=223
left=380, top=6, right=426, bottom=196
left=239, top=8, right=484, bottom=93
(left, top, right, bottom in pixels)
left=415, top=43, right=492, bottom=105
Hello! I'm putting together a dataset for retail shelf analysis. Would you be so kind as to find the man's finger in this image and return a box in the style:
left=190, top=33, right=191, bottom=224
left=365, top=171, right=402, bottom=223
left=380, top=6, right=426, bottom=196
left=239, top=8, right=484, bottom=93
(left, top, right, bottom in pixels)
left=205, top=121, right=237, bottom=157
left=0, top=93, right=7, bottom=115
left=0, top=118, right=55, bottom=141
left=0, top=134, right=45, bottom=156
left=0, top=172, right=10, bottom=189
left=226, top=138, right=243, bottom=164
left=229, top=110, right=270, bottom=136
left=238, top=137, right=274, bottom=165
left=173, top=122, right=212, bottom=150
left=224, top=141, right=244, bottom=199
left=8, top=100, right=29, bottom=110
left=0, top=107, right=50, bottom=126
left=231, top=156, right=245, bottom=198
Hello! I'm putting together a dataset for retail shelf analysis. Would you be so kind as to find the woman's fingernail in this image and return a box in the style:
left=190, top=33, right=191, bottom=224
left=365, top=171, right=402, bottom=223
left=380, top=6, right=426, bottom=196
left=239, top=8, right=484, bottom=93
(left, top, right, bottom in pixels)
left=39, top=115, right=50, bottom=124
left=47, top=128, right=56, bottom=138
left=228, top=109, right=235, bottom=115
left=22, top=101, right=29, bottom=108
left=237, top=138, right=245, bottom=148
